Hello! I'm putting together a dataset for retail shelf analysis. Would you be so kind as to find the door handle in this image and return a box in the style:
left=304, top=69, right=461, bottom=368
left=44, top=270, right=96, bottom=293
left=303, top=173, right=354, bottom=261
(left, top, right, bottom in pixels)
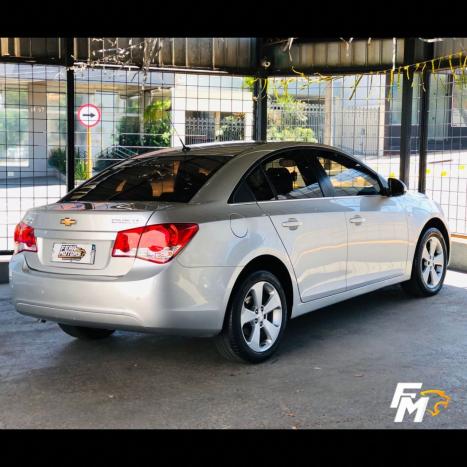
left=281, top=218, right=302, bottom=230
left=349, top=215, right=366, bottom=225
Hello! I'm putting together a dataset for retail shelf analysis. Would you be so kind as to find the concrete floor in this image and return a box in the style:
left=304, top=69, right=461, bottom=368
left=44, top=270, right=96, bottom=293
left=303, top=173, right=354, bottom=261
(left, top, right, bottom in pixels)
left=0, top=271, right=466, bottom=429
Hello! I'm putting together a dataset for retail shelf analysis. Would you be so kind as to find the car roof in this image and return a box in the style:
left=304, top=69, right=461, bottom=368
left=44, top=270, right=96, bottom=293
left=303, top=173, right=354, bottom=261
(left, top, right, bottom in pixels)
left=130, top=140, right=367, bottom=161
left=132, top=141, right=264, bottom=160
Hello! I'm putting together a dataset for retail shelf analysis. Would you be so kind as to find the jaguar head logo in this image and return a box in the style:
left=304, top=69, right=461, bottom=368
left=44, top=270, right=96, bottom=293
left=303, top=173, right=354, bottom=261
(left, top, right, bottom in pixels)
left=419, top=389, right=452, bottom=417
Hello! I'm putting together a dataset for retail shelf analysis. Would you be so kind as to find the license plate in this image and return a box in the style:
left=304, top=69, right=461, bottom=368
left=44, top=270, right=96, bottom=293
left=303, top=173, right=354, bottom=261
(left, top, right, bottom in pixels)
left=52, top=243, right=96, bottom=264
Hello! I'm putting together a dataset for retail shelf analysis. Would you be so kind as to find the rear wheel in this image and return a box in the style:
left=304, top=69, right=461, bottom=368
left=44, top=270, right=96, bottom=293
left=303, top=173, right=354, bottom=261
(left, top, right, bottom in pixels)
left=215, top=270, right=288, bottom=363
left=58, top=323, right=115, bottom=340
left=401, top=227, right=447, bottom=297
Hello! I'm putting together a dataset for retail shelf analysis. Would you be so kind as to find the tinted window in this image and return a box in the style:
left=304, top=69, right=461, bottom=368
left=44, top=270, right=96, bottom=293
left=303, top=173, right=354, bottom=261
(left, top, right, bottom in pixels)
left=245, top=166, right=275, bottom=201
left=317, top=155, right=381, bottom=196
left=62, top=156, right=229, bottom=203
left=262, top=152, right=323, bottom=200
left=231, top=181, right=256, bottom=203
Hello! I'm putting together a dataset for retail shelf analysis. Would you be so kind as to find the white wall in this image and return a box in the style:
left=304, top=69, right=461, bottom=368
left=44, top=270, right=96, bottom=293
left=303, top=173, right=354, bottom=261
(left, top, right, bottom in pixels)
left=171, top=74, right=254, bottom=145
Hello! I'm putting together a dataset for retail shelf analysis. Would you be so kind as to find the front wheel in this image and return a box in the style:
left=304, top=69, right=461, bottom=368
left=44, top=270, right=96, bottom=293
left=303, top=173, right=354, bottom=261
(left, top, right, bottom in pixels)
left=215, top=270, right=288, bottom=363
left=58, top=323, right=115, bottom=340
left=401, top=227, right=447, bottom=297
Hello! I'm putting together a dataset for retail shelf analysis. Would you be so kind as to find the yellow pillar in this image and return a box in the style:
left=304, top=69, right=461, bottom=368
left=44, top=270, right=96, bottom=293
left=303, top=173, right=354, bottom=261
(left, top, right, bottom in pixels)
left=86, top=127, right=93, bottom=179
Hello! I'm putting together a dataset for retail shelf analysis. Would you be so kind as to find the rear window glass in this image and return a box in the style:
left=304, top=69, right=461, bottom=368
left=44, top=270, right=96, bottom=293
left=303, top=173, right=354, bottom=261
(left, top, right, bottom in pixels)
left=62, top=155, right=230, bottom=203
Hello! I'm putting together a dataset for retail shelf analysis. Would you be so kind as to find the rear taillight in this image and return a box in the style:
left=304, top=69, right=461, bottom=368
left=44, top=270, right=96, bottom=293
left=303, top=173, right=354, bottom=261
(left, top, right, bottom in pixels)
left=14, top=222, right=38, bottom=254
left=112, top=223, right=199, bottom=264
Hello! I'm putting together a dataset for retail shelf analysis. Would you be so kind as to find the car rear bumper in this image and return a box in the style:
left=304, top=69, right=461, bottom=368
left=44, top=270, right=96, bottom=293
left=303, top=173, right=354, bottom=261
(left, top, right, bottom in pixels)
left=9, top=254, right=240, bottom=337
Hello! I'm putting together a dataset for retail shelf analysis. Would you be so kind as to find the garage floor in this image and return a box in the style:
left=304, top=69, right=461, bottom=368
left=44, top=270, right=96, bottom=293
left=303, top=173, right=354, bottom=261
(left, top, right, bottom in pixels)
left=0, top=270, right=466, bottom=429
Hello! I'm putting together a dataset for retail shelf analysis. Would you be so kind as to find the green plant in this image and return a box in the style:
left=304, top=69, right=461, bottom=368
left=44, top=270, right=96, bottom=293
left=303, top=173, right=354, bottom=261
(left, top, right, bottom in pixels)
left=217, top=114, right=245, bottom=141
left=242, top=76, right=256, bottom=92
left=118, top=116, right=141, bottom=146
left=142, top=98, right=172, bottom=147
left=267, top=85, right=317, bottom=142
left=74, top=159, right=87, bottom=180
left=116, top=98, right=172, bottom=149
left=48, top=147, right=66, bottom=174
left=48, top=147, right=90, bottom=180
left=267, top=125, right=317, bottom=142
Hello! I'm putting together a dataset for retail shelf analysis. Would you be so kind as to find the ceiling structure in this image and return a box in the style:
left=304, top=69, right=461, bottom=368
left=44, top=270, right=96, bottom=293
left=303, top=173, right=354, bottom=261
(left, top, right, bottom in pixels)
left=1, top=37, right=465, bottom=75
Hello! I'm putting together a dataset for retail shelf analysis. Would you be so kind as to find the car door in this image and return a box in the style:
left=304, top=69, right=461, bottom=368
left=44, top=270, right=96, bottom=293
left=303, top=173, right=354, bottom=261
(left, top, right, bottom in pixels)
left=315, top=151, right=409, bottom=289
left=252, top=149, right=348, bottom=302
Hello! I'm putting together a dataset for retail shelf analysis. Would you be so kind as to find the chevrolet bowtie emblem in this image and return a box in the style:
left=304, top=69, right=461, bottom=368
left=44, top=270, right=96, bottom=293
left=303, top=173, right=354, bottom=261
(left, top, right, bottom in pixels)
left=60, top=217, right=76, bottom=227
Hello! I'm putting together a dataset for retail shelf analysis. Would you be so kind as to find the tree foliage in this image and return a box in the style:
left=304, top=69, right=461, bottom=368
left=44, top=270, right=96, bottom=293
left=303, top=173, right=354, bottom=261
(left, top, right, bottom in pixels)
left=142, top=98, right=172, bottom=147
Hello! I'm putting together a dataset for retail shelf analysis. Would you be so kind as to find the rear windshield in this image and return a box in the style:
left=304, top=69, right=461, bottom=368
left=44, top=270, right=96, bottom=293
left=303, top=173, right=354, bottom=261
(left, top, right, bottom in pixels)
left=62, top=155, right=230, bottom=203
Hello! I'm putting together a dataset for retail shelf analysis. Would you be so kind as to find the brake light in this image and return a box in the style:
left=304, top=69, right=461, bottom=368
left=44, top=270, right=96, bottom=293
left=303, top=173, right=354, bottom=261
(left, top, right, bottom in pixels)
left=14, top=222, right=38, bottom=254
left=112, top=223, right=199, bottom=264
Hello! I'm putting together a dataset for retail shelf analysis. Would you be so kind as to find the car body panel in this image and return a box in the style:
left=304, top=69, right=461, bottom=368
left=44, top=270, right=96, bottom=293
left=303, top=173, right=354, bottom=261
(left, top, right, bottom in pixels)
left=9, top=253, right=240, bottom=336
left=340, top=194, right=409, bottom=289
left=257, top=198, right=348, bottom=301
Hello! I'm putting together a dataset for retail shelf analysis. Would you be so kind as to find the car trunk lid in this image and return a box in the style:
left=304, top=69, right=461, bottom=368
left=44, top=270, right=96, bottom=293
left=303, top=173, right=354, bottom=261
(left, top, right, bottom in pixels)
left=23, top=201, right=167, bottom=276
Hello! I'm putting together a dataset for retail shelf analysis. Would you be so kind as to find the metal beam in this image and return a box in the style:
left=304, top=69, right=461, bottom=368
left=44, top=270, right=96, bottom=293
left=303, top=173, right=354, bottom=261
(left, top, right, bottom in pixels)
left=65, top=37, right=75, bottom=192
left=418, top=71, right=431, bottom=193
left=253, top=78, right=267, bottom=141
left=399, top=38, right=416, bottom=185
left=253, top=38, right=268, bottom=142
left=418, top=43, right=434, bottom=193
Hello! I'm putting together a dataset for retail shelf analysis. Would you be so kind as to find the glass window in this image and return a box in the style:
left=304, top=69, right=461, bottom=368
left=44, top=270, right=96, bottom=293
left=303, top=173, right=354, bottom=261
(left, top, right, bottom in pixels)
left=245, top=166, right=275, bottom=201
left=262, top=152, right=323, bottom=200
left=62, top=155, right=230, bottom=203
left=317, top=154, right=381, bottom=196
left=231, top=181, right=256, bottom=203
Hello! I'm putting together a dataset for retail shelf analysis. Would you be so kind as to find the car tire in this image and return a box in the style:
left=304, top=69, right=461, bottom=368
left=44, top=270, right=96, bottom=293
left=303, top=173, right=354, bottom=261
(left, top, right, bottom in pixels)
left=401, top=227, right=447, bottom=297
left=58, top=323, right=115, bottom=340
left=215, top=270, right=288, bottom=363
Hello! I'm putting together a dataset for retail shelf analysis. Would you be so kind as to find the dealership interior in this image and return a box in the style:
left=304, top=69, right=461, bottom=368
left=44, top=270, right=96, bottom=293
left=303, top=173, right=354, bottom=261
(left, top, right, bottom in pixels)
left=0, top=37, right=466, bottom=428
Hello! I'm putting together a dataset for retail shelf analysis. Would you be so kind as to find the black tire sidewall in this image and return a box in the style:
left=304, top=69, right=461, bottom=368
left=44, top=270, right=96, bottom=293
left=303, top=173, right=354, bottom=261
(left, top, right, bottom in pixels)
left=228, top=270, right=288, bottom=363
left=413, top=228, right=447, bottom=295
left=58, top=323, right=115, bottom=340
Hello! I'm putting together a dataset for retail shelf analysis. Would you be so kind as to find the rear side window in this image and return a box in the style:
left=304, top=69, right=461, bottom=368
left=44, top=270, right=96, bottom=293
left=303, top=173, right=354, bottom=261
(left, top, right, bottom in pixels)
left=231, top=181, right=256, bottom=203
left=62, top=156, right=229, bottom=203
left=245, top=166, right=275, bottom=201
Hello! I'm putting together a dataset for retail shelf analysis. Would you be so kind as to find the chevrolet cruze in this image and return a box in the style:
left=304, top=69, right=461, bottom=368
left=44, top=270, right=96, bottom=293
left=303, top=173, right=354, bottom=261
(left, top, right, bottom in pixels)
left=9, top=142, right=450, bottom=363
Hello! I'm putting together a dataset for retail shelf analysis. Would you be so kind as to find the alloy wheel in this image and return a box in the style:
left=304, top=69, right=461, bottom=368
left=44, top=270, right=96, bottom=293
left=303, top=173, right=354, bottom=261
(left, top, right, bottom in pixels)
left=240, top=281, right=283, bottom=352
left=421, top=236, right=445, bottom=289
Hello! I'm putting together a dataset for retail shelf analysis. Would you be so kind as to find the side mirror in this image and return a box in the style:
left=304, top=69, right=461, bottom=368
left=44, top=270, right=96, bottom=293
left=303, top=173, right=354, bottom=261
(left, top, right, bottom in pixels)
left=387, top=177, right=407, bottom=197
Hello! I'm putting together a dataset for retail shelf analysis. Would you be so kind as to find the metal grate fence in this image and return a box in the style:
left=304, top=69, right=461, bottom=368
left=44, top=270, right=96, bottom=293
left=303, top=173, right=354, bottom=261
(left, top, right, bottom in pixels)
left=1, top=64, right=467, bottom=252
left=0, top=67, right=254, bottom=251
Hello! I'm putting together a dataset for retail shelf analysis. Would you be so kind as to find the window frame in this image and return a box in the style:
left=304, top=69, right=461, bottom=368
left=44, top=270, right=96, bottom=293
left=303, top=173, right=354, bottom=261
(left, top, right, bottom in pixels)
left=228, top=147, right=328, bottom=204
left=229, top=145, right=388, bottom=204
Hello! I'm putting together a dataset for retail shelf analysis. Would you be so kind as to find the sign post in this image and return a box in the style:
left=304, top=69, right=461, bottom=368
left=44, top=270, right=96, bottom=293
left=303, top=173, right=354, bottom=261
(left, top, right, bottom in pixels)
left=77, top=103, right=101, bottom=179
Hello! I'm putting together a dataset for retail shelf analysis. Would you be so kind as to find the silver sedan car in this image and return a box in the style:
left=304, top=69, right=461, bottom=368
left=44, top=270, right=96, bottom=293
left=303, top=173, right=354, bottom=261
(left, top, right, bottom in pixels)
left=9, top=142, right=450, bottom=363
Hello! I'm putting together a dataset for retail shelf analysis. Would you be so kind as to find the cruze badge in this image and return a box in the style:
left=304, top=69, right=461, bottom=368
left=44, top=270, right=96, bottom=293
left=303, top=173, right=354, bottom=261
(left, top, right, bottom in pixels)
left=60, top=217, right=77, bottom=227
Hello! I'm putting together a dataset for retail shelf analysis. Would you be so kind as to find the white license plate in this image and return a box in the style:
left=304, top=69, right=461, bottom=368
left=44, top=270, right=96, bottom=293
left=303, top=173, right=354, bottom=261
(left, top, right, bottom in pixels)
left=52, top=243, right=96, bottom=264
